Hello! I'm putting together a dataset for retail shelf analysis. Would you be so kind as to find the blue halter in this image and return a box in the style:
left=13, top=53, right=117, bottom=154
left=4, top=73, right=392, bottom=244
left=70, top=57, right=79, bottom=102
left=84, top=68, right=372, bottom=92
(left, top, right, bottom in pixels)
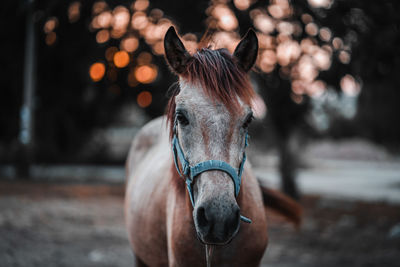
left=171, top=123, right=252, bottom=223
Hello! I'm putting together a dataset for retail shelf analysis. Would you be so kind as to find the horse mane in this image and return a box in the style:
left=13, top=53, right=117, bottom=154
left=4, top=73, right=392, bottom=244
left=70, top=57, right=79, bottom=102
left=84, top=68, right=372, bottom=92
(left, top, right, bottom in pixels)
left=166, top=48, right=256, bottom=139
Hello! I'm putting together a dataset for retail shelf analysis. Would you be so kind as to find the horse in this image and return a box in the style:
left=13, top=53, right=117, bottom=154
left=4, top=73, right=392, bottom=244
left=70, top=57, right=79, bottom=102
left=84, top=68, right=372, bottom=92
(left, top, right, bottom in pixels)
left=125, top=26, right=302, bottom=267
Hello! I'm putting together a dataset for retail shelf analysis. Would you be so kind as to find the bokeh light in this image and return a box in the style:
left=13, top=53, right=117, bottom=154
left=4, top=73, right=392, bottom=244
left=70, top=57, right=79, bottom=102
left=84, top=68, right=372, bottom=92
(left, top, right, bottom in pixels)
left=312, top=47, right=331, bottom=70
left=251, top=93, right=267, bottom=119
left=258, top=49, right=277, bottom=73
left=332, top=37, right=343, bottom=50
left=128, top=69, right=139, bottom=87
left=276, top=40, right=301, bottom=66
left=307, top=80, right=326, bottom=98
left=340, top=75, right=360, bottom=96
left=45, top=32, right=57, bottom=46
left=211, top=4, right=238, bottom=31
left=96, top=11, right=112, bottom=28
left=152, top=42, right=164, bottom=55
left=339, top=50, right=351, bottom=64
left=268, top=0, right=292, bottom=19
left=120, top=36, right=139, bottom=52
left=305, top=23, right=318, bottom=36
left=112, top=6, right=130, bottom=31
left=83, top=0, right=349, bottom=101
left=96, top=29, right=110, bottom=43
left=277, top=21, right=294, bottom=35
left=131, top=11, right=149, bottom=30
left=132, top=0, right=149, bottom=11
left=253, top=13, right=275, bottom=34
left=44, top=17, right=58, bottom=33
left=301, top=13, right=313, bottom=24
left=307, top=0, right=333, bottom=9
left=93, top=1, right=108, bottom=15
left=319, top=27, right=332, bottom=42
left=68, top=2, right=81, bottom=23
left=137, top=91, right=152, bottom=108
left=234, top=0, right=251, bottom=11
left=113, top=51, right=130, bottom=68
left=134, top=65, right=158, bottom=84
left=90, top=62, right=106, bottom=82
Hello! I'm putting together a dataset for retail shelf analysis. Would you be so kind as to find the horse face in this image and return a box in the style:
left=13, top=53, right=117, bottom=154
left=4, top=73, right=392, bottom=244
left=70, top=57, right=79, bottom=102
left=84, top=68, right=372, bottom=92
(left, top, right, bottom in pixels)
left=175, top=81, right=253, bottom=245
left=164, top=26, right=258, bottom=245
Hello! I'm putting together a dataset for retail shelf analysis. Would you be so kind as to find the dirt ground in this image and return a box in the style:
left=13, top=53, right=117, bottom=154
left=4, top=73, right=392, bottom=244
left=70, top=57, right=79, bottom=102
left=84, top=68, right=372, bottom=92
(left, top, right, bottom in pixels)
left=0, top=181, right=399, bottom=267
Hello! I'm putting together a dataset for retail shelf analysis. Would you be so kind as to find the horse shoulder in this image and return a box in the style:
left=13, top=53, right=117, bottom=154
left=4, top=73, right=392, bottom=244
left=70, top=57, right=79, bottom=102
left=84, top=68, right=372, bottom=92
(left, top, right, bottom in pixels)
left=126, top=116, right=167, bottom=178
left=125, top=116, right=172, bottom=266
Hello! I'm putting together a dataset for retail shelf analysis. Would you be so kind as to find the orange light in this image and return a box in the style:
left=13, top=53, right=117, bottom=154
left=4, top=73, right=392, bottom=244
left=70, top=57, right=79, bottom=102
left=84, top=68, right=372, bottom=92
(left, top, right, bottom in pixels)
left=234, top=0, right=251, bottom=10
left=134, top=65, right=157, bottom=84
left=112, top=6, right=130, bottom=30
left=45, top=32, right=57, bottom=46
left=68, top=2, right=81, bottom=23
left=93, top=1, right=108, bottom=15
left=90, top=62, right=106, bottom=82
left=152, top=41, right=164, bottom=55
left=96, top=29, right=110, bottom=43
left=133, top=0, right=149, bottom=11
left=113, top=51, right=130, bottom=68
left=44, top=17, right=58, bottom=33
left=131, top=11, right=149, bottom=30
left=128, top=69, right=139, bottom=87
left=137, top=91, right=152, bottom=108
left=121, top=36, right=139, bottom=52
left=97, top=11, right=112, bottom=28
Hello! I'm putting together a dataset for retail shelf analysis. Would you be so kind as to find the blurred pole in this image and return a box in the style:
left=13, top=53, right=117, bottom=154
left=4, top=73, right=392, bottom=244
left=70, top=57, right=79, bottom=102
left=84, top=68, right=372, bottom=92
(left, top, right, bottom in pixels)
left=17, top=0, right=36, bottom=178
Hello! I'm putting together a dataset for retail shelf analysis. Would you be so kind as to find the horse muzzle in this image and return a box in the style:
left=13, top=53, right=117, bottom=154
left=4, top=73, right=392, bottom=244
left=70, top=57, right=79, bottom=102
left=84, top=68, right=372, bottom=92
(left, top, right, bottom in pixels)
left=193, top=200, right=241, bottom=245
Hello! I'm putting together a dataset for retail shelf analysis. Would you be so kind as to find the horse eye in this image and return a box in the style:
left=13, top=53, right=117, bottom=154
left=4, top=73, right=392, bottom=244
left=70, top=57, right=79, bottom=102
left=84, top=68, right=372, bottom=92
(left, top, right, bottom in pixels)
left=242, top=114, right=254, bottom=129
left=176, top=113, right=189, bottom=126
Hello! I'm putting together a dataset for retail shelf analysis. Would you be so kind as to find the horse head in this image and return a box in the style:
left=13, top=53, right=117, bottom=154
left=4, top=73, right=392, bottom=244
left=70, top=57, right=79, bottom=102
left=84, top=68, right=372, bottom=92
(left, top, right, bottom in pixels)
left=164, top=26, right=258, bottom=245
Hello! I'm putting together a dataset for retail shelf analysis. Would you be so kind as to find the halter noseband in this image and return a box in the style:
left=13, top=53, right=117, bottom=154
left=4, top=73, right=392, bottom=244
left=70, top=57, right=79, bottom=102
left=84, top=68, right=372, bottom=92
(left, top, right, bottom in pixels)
left=171, top=122, right=252, bottom=223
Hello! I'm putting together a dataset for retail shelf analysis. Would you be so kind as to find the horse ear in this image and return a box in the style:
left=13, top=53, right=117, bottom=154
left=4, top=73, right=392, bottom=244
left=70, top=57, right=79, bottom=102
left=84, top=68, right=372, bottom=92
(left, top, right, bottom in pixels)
left=164, top=26, right=191, bottom=74
left=233, top=29, right=258, bottom=72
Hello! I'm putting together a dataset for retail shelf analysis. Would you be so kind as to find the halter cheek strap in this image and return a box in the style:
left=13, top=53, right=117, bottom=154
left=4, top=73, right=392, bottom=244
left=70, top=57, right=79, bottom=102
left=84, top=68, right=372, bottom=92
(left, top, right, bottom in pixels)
left=172, top=126, right=252, bottom=224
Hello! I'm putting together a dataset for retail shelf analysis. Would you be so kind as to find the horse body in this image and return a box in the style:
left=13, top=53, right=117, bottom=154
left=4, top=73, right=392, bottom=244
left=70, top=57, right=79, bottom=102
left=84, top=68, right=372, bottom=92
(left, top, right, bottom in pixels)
left=125, top=116, right=268, bottom=266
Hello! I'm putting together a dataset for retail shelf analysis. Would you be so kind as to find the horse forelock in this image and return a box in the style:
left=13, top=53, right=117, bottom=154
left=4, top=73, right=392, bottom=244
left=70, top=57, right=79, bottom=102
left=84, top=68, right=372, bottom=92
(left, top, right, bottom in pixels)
left=166, top=48, right=255, bottom=139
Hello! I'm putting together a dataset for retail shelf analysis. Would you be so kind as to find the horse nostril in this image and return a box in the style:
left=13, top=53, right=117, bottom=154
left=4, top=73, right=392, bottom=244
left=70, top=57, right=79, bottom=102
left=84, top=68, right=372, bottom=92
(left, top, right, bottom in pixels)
left=225, top=206, right=240, bottom=233
left=235, top=208, right=240, bottom=222
left=196, top=206, right=208, bottom=228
